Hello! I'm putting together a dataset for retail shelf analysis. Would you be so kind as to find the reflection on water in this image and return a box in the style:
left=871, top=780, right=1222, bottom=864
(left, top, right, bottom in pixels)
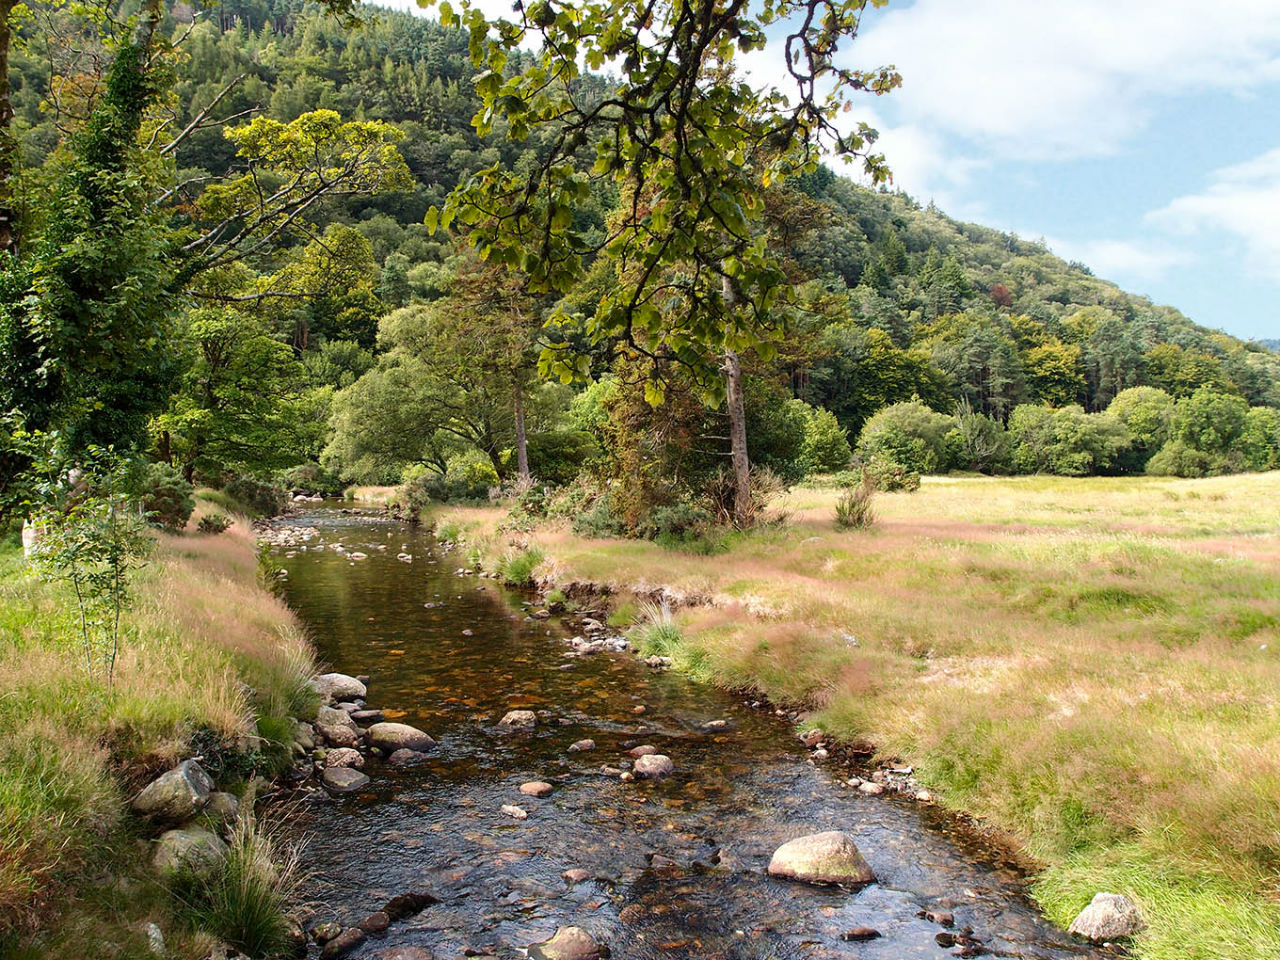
left=271, top=509, right=1100, bottom=960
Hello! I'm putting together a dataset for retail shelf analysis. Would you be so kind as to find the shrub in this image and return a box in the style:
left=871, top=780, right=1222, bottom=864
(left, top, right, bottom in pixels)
left=834, top=473, right=876, bottom=529
left=1008, top=405, right=1130, bottom=476
left=1145, top=388, right=1254, bottom=477
left=794, top=400, right=852, bottom=474
left=571, top=494, right=627, bottom=539
left=641, top=502, right=720, bottom=552
left=527, top=429, right=600, bottom=485
left=276, top=461, right=341, bottom=496
left=861, top=457, right=922, bottom=492
left=702, top=465, right=787, bottom=528
left=198, top=514, right=232, bottom=535
left=135, top=462, right=195, bottom=531
left=222, top=477, right=287, bottom=518
left=857, top=400, right=954, bottom=474
left=946, top=402, right=1011, bottom=473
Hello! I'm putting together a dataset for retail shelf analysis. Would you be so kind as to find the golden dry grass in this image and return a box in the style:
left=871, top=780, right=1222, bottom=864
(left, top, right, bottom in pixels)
left=451, top=473, right=1280, bottom=960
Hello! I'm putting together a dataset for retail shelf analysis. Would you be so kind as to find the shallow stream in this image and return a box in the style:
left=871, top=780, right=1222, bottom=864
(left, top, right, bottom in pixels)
left=269, top=507, right=1099, bottom=960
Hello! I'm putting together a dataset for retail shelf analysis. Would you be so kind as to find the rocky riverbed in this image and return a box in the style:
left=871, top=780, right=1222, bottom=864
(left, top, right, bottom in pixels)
left=265, top=507, right=1121, bottom=960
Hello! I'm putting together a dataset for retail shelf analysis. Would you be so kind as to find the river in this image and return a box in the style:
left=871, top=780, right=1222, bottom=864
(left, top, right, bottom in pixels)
left=268, top=507, right=1099, bottom=960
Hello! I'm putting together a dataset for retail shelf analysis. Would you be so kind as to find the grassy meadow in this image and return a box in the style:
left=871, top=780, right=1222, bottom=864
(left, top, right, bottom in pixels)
left=440, top=472, right=1280, bottom=960
left=0, top=498, right=314, bottom=958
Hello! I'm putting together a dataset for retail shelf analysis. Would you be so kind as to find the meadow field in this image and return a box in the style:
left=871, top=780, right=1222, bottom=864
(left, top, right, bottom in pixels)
left=446, top=472, right=1280, bottom=960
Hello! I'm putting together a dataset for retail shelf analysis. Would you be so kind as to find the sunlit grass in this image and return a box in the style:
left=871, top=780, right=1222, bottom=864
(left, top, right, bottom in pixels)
left=452, top=471, right=1280, bottom=960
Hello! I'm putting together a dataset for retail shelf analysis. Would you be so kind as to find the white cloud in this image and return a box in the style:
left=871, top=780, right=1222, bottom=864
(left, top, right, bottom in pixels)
left=1149, top=147, right=1280, bottom=279
left=1045, top=236, right=1190, bottom=283
left=852, top=0, right=1280, bottom=172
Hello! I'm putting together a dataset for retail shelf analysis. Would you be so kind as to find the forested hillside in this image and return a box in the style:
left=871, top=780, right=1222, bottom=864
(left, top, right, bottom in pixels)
left=5, top=0, right=1279, bottom=523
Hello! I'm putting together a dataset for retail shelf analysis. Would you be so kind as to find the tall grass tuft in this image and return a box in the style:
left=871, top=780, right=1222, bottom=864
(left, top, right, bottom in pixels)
left=498, top=546, right=544, bottom=586
left=834, top=473, right=875, bottom=530
left=631, top=598, right=683, bottom=655
left=175, top=808, right=303, bottom=959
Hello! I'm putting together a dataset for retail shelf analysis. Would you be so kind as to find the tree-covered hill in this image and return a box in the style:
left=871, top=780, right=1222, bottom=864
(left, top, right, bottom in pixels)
left=5, top=0, right=1278, bottom=500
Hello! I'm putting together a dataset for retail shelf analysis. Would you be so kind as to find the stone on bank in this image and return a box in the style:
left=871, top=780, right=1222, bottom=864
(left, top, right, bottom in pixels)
left=1068, top=892, right=1142, bottom=942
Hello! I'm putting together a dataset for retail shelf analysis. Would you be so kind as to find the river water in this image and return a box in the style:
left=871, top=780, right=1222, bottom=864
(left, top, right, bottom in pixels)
left=269, top=508, right=1099, bottom=960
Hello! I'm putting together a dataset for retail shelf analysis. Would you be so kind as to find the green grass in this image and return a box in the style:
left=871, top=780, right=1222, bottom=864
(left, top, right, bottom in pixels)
left=497, top=546, right=545, bottom=586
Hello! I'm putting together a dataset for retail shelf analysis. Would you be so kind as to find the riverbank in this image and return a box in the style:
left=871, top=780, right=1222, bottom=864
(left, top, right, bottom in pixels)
left=431, top=472, right=1280, bottom=960
left=0, top=497, right=316, bottom=957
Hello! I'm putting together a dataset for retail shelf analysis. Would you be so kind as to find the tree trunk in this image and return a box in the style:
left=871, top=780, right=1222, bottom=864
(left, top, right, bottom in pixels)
left=0, top=0, right=18, bottom=257
left=721, top=273, right=752, bottom=527
left=513, top=379, right=530, bottom=481
left=723, top=346, right=752, bottom=527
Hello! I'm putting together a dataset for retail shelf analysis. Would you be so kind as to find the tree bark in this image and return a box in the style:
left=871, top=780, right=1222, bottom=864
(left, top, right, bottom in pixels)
left=513, top=378, right=530, bottom=481
left=721, top=273, right=752, bottom=527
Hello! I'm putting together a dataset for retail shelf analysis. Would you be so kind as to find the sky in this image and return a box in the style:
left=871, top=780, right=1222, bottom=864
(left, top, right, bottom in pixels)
left=840, top=0, right=1280, bottom=342
left=379, top=0, right=1280, bottom=341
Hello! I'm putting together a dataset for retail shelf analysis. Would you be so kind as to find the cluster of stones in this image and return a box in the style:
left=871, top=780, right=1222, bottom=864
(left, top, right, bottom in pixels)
left=303, top=673, right=437, bottom=794
left=131, top=760, right=241, bottom=878
left=310, top=890, right=438, bottom=959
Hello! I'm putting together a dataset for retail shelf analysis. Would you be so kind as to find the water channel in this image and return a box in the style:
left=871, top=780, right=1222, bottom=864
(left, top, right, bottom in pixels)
left=269, top=507, right=1100, bottom=960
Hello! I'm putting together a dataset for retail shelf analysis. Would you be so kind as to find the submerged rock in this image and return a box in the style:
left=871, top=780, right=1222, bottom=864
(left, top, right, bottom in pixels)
left=632, top=754, right=674, bottom=778
left=387, top=748, right=428, bottom=766
left=382, top=890, right=439, bottom=921
left=499, top=709, right=538, bottom=729
left=152, top=826, right=228, bottom=875
left=1068, top=893, right=1142, bottom=942
left=322, top=767, right=370, bottom=793
left=520, top=781, right=554, bottom=797
left=568, top=739, right=595, bottom=753
left=367, top=721, right=435, bottom=753
left=319, top=928, right=365, bottom=959
left=767, top=831, right=875, bottom=885
left=628, top=745, right=658, bottom=758
left=313, top=673, right=368, bottom=703
left=529, top=926, right=604, bottom=960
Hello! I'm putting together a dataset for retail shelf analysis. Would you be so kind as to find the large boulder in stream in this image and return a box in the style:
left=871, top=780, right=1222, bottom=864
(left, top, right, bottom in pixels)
left=132, top=760, right=213, bottom=825
left=367, top=721, right=435, bottom=752
left=529, top=926, right=604, bottom=960
left=1068, top=893, right=1142, bottom=942
left=312, top=673, right=367, bottom=703
left=153, top=826, right=229, bottom=876
left=767, top=831, right=875, bottom=885
left=316, top=705, right=360, bottom=747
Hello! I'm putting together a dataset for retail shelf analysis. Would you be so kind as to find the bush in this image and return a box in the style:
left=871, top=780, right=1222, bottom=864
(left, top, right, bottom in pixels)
left=834, top=474, right=876, bottom=529
left=857, top=400, right=954, bottom=474
left=135, top=462, right=195, bottom=532
left=527, top=429, right=599, bottom=485
left=1008, top=404, right=1130, bottom=476
left=946, top=402, right=1011, bottom=473
left=198, top=513, right=232, bottom=535
left=221, top=477, right=287, bottom=518
left=1108, top=386, right=1175, bottom=472
left=276, top=461, right=341, bottom=496
left=861, top=457, right=922, bottom=492
left=794, top=400, right=852, bottom=474
left=571, top=494, right=628, bottom=539
left=702, top=465, right=787, bottom=528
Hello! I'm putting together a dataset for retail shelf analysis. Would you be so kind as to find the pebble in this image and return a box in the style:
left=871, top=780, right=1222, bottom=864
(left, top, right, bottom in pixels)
left=500, top=804, right=528, bottom=820
left=562, top=868, right=591, bottom=884
left=568, top=739, right=595, bottom=753
left=841, top=927, right=881, bottom=942
left=858, top=781, right=886, bottom=796
left=628, top=745, right=658, bottom=758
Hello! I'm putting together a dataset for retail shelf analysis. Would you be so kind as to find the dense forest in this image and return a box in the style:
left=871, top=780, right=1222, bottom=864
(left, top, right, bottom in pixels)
left=3, top=0, right=1279, bottom=539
